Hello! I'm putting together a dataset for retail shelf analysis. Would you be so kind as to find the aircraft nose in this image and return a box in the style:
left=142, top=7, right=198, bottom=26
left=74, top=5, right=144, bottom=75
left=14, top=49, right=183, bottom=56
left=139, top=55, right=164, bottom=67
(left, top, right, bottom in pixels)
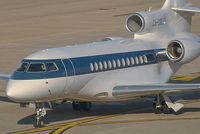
left=6, top=87, right=15, bottom=99
left=6, top=80, right=23, bottom=102
left=6, top=79, right=51, bottom=102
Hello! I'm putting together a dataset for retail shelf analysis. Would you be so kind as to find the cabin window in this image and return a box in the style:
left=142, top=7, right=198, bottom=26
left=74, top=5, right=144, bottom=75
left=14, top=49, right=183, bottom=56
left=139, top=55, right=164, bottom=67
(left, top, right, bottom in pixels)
left=104, top=61, right=108, bottom=70
left=143, top=55, right=148, bottom=63
left=112, top=59, right=116, bottom=68
left=90, top=63, right=94, bottom=72
left=139, top=56, right=143, bottom=64
left=99, top=61, right=103, bottom=70
left=121, top=58, right=126, bottom=67
left=126, top=57, right=130, bottom=66
left=46, top=62, right=58, bottom=72
left=108, top=60, right=112, bottom=69
left=117, top=59, right=121, bottom=67
left=27, top=63, right=46, bottom=72
left=94, top=62, right=98, bottom=71
left=130, top=57, right=135, bottom=65
left=16, top=62, right=29, bottom=72
left=135, top=56, right=139, bottom=64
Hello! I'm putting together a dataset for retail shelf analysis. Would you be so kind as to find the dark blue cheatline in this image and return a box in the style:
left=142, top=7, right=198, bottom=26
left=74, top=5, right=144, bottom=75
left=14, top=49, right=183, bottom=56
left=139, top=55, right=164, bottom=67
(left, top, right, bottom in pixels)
left=67, top=48, right=166, bottom=76
left=11, top=48, right=167, bottom=80
left=11, top=59, right=66, bottom=80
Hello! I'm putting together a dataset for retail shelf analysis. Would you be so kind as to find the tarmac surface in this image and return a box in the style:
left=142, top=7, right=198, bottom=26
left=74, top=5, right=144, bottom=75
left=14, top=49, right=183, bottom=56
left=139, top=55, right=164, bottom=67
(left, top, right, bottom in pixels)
left=1, top=0, right=200, bottom=133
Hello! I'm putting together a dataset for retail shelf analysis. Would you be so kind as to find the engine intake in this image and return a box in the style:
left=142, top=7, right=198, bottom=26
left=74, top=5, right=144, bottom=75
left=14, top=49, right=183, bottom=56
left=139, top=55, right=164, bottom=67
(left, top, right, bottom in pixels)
left=166, top=33, right=200, bottom=64
left=167, top=40, right=184, bottom=62
left=126, top=13, right=145, bottom=33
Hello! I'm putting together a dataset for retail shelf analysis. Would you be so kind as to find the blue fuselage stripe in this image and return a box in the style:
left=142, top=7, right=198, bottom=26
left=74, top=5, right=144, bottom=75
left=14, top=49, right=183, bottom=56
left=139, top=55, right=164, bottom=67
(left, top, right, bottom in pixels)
left=11, top=48, right=166, bottom=80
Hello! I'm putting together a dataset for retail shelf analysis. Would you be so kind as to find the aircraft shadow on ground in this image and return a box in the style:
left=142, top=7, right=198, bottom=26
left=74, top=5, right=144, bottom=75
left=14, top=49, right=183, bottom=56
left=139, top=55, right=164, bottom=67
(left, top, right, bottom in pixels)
left=0, top=95, right=15, bottom=103
left=17, top=101, right=152, bottom=125
left=17, top=95, right=200, bottom=125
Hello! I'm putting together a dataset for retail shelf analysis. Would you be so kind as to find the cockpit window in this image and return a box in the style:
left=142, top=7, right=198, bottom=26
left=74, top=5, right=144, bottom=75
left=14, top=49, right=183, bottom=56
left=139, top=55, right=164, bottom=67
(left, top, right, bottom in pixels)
left=27, top=63, right=46, bottom=72
left=16, top=63, right=29, bottom=72
left=46, top=62, right=58, bottom=72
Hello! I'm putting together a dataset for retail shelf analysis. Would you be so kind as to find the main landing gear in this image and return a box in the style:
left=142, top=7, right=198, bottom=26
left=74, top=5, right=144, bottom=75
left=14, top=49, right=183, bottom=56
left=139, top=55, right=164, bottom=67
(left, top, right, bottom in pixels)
left=153, top=93, right=184, bottom=114
left=153, top=94, right=172, bottom=114
left=72, top=101, right=92, bottom=111
left=33, top=103, right=46, bottom=128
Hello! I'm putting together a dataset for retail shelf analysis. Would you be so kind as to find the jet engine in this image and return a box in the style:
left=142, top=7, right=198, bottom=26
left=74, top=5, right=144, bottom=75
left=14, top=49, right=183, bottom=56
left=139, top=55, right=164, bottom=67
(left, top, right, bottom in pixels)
left=126, top=13, right=145, bottom=33
left=166, top=33, right=200, bottom=64
left=126, top=11, right=165, bottom=34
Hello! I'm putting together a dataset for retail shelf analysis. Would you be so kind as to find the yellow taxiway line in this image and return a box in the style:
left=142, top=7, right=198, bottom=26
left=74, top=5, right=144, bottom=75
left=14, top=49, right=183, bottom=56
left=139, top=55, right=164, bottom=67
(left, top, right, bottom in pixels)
left=52, top=114, right=118, bottom=134
left=13, top=114, right=118, bottom=134
left=80, top=117, right=200, bottom=127
left=13, top=115, right=200, bottom=134
left=170, top=76, right=198, bottom=81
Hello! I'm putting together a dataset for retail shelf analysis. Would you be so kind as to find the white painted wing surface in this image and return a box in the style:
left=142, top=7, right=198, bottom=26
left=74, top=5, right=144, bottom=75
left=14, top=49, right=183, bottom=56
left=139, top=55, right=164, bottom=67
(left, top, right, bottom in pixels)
left=113, top=84, right=200, bottom=98
left=172, top=7, right=200, bottom=13
left=0, top=74, right=10, bottom=80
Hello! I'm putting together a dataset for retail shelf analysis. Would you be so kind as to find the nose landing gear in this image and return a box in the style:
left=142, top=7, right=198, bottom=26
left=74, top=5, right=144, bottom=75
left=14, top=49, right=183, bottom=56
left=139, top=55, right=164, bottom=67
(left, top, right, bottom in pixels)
left=33, top=103, right=46, bottom=128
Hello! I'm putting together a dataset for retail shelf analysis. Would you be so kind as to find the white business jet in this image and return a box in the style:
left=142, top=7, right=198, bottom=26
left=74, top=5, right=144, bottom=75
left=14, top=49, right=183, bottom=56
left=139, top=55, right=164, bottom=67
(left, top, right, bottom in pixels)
left=1, top=0, right=200, bottom=127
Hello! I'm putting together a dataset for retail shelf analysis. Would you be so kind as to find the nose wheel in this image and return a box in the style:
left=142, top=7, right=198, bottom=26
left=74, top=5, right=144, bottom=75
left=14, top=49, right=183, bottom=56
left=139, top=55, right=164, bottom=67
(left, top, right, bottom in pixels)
left=33, top=103, right=46, bottom=128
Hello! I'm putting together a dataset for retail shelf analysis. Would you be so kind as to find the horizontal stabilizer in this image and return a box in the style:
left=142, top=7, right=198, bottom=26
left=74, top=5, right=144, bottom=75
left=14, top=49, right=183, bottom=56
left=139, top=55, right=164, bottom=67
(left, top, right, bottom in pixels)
left=172, top=7, right=200, bottom=13
left=0, top=74, right=10, bottom=80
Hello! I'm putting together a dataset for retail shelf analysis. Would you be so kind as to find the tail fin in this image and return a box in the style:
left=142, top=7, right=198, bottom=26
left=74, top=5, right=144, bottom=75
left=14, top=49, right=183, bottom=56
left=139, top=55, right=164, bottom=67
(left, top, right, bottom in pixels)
left=162, top=0, right=200, bottom=13
left=162, top=0, right=200, bottom=32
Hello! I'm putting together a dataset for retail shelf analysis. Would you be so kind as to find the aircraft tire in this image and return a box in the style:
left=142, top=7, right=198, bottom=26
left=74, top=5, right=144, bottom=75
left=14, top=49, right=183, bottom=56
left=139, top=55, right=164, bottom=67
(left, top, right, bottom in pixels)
left=161, top=103, right=172, bottom=114
left=33, top=117, right=45, bottom=128
left=153, top=102, right=162, bottom=114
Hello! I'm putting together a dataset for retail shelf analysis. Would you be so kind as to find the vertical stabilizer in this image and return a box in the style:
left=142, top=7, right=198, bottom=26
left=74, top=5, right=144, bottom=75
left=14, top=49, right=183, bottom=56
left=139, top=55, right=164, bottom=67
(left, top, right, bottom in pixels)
left=162, top=0, right=190, bottom=9
left=161, top=0, right=200, bottom=33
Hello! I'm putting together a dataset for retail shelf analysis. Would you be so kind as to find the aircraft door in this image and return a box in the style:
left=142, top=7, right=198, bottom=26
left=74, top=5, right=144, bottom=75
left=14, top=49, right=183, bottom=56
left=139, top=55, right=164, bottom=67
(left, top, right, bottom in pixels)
left=62, top=59, right=75, bottom=93
left=45, top=60, right=67, bottom=97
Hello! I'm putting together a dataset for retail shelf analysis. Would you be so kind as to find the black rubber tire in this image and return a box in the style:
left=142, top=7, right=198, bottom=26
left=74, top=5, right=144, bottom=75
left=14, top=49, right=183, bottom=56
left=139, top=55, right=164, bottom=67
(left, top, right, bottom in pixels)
left=33, top=117, right=45, bottom=128
left=161, top=103, right=172, bottom=114
left=153, top=103, right=162, bottom=114
left=33, top=118, right=38, bottom=128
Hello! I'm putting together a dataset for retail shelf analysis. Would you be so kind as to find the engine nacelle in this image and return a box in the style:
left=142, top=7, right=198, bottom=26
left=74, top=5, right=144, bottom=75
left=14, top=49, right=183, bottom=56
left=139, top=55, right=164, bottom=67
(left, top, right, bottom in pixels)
left=126, top=13, right=145, bottom=33
left=166, top=33, right=200, bottom=64
left=126, top=11, right=165, bottom=34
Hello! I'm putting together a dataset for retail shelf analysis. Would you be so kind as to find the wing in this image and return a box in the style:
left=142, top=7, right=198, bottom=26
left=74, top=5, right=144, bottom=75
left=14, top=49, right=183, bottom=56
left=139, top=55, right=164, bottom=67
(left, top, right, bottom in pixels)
left=113, top=84, right=200, bottom=99
left=0, top=74, right=10, bottom=80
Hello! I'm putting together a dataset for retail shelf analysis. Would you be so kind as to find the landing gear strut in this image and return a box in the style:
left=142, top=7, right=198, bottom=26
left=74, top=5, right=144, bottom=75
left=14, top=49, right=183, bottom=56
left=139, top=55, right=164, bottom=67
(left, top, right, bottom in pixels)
left=33, top=103, right=46, bottom=128
left=72, top=101, right=92, bottom=111
left=153, top=94, right=173, bottom=114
